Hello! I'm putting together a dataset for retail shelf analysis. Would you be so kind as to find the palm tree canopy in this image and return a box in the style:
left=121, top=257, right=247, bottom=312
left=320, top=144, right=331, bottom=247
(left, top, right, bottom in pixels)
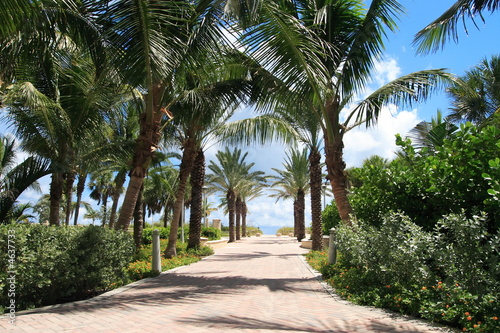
left=446, top=55, right=500, bottom=124
left=269, top=148, right=310, bottom=202
left=206, top=147, right=265, bottom=195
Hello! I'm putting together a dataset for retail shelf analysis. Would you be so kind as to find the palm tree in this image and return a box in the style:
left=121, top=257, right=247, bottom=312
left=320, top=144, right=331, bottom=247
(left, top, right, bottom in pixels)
left=227, top=0, right=453, bottom=224
left=406, top=110, right=458, bottom=153
left=445, top=56, right=500, bottom=125
left=269, top=148, right=310, bottom=242
left=4, top=203, right=35, bottom=224
left=143, top=163, right=180, bottom=228
left=238, top=179, right=266, bottom=237
left=187, top=148, right=205, bottom=249
left=414, top=0, right=500, bottom=54
left=88, top=171, right=114, bottom=227
left=111, top=0, right=233, bottom=231
left=161, top=47, right=263, bottom=256
left=206, top=147, right=266, bottom=242
left=3, top=39, right=119, bottom=225
left=0, top=135, right=50, bottom=223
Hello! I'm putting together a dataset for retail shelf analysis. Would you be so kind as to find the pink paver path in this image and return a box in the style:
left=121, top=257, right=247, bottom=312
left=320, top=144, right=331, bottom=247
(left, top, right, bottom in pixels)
left=1, top=235, right=455, bottom=332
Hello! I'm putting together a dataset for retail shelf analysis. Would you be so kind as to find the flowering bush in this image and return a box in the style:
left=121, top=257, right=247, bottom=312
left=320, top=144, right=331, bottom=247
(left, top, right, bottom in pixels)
left=307, top=211, right=500, bottom=332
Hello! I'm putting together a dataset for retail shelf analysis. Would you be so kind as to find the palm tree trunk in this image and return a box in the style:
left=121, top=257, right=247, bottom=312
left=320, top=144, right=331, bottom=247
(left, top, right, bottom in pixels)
left=101, top=196, right=108, bottom=227
left=117, top=108, right=162, bottom=230
left=64, top=171, right=76, bottom=226
left=309, top=147, right=323, bottom=250
left=293, top=200, right=298, bottom=237
left=242, top=202, right=247, bottom=237
left=73, top=172, right=87, bottom=225
left=188, top=149, right=205, bottom=250
left=323, top=98, right=353, bottom=225
left=49, top=172, right=64, bottom=226
left=164, top=141, right=197, bottom=258
left=133, top=185, right=144, bottom=249
left=227, top=190, right=236, bottom=242
left=109, top=170, right=126, bottom=229
left=235, top=196, right=242, bottom=240
left=324, top=133, right=352, bottom=225
left=296, top=189, right=306, bottom=241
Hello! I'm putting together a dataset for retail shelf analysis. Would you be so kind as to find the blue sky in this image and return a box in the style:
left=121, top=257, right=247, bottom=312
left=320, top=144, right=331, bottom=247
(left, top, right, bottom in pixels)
left=3, top=0, right=500, bottom=230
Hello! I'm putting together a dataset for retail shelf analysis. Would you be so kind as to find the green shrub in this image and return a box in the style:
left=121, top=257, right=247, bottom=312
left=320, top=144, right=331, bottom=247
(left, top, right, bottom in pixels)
left=201, top=227, right=221, bottom=240
left=245, top=226, right=261, bottom=236
left=142, top=227, right=170, bottom=245
left=322, top=203, right=341, bottom=234
left=0, top=224, right=134, bottom=312
left=307, top=211, right=500, bottom=332
left=277, top=226, right=294, bottom=235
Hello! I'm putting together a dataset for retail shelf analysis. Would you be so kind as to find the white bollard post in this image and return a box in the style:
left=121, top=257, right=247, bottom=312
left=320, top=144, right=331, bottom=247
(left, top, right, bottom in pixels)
left=328, top=228, right=337, bottom=265
left=152, top=229, right=161, bottom=272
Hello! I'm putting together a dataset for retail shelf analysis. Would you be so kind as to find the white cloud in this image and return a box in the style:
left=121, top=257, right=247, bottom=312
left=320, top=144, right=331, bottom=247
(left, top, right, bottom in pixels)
left=343, top=105, right=420, bottom=167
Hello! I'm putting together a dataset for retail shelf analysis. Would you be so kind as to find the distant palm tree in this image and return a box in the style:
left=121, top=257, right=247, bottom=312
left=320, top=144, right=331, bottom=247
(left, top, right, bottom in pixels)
left=414, top=0, right=500, bottom=54
left=269, top=148, right=310, bottom=242
left=238, top=179, right=266, bottom=238
left=88, top=172, right=114, bottom=227
left=446, top=56, right=500, bottom=125
left=143, top=163, right=180, bottom=228
left=206, top=147, right=266, bottom=242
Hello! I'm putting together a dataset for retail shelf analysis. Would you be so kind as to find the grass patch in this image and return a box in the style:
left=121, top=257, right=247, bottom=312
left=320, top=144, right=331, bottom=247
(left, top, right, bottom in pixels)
left=126, top=239, right=214, bottom=282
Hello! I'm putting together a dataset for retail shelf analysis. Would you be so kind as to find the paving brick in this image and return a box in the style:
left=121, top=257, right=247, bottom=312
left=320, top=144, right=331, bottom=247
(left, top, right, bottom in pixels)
left=0, top=236, right=455, bottom=332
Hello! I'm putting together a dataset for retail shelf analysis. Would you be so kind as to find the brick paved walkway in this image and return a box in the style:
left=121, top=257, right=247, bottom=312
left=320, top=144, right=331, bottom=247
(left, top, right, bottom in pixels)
left=1, top=235, right=455, bottom=332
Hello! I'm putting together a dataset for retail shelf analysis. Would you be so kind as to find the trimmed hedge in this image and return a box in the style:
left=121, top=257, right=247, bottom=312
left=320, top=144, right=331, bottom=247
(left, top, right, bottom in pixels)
left=0, top=224, right=134, bottom=312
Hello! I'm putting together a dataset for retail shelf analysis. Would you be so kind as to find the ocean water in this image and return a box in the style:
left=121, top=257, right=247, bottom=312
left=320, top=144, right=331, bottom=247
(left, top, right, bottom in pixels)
left=256, top=225, right=281, bottom=235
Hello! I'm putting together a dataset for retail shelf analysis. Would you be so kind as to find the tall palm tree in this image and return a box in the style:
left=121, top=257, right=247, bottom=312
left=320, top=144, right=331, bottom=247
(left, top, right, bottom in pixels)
left=269, top=148, right=310, bottom=242
left=206, top=147, right=266, bottom=242
left=3, top=37, right=119, bottom=225
left=445, top=56, right=500, bottom=125
left=414, top=0, right=500, bottom=54
left=162, top=48, right=262, bottom=255
left=227, top=0, right=454, bottom=224
left=187, top=148, right=205, bottom=249
left=112, top=0, right=234, bottom=231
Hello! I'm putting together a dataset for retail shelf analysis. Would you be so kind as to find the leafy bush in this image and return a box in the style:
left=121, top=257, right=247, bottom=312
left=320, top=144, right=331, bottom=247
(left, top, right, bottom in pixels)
left=142, top=227, right=170, bottom=245
left=0, top=224, right=134, bottom=312
left=308, top=212, right=500, bottom=332
left=201, top=226, right=221, bottom=240
left=322, top=203, right=341, bottom=234
left=347, top=124, right=500, bottom=231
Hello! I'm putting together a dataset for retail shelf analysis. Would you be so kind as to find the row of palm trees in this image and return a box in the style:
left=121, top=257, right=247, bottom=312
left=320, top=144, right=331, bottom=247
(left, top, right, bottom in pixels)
left=1, top=0, right=497, bottom=254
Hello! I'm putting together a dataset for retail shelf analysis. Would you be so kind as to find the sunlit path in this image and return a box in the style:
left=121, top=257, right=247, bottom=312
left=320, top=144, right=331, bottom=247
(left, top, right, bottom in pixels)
left=2, top=235, right=454, bottom=332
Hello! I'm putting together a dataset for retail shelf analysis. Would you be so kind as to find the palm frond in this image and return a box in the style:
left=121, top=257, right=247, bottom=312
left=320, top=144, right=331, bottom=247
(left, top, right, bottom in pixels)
left=413, top=0, right=500, bottom=54
left=347, top=69, right=456, bottom=127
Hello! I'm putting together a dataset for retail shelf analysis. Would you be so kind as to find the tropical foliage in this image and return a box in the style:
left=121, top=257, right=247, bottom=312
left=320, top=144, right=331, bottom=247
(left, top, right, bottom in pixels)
left=0, top=224, right=135, bottom=312
left=307, top=211, right=500, bottom=333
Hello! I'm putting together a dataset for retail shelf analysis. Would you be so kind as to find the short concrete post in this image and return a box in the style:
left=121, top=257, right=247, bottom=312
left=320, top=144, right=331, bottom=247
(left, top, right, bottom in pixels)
left=152, top=229, right=161, bottom=272
left=328, top=228, right=337, bottom=265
